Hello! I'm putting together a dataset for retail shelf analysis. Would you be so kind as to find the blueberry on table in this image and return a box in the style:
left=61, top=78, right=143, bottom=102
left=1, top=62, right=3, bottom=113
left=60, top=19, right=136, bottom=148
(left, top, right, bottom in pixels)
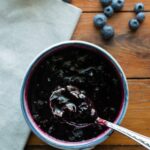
left=62, top=0, right=71, bottom=3
left=129, top=19, right=140, bottom=31
left=136, top=12, right=145, bottom=23
left=101, top=25, right=115, bottom=40
left=100, top=0, right=112, bottom=7
left=104, top=6, right=114, bottom=17
left=112, top=0, right=124, bottom=11
left=134, top=3, right=144, bottom=14
left=93, top=14, right=107, bottom=28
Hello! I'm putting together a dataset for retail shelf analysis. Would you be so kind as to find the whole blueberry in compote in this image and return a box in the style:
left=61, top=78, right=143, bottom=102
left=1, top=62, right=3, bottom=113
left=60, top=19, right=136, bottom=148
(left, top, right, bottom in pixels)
left=134, top=3, right=144, bottom=14
left=104, top=6, right=114, bottom=17
left=27, top=46, right=123, bottom=142
left=112, top=0, right=124, bottom=11
left=93, top=14, right=107, bottom=28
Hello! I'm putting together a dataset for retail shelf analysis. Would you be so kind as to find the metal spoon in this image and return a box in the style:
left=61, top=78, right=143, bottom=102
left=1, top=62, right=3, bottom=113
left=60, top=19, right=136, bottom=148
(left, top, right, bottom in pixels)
left=96, top=117, right=150, bottom=150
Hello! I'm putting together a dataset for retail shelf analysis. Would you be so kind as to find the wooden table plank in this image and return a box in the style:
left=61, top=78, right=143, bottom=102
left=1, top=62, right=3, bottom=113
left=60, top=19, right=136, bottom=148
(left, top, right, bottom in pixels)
left=72, top=0, right=150, bottom=12
left=27, top=79, right=150, bottom=146
left=72, top=12, right=150, bottom=78
left=25, top=145, right=145, bottom=150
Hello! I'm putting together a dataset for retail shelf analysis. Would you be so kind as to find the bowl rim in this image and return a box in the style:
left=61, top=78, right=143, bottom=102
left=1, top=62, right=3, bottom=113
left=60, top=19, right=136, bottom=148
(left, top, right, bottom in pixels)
left=21, top=40, right=129, bottom=150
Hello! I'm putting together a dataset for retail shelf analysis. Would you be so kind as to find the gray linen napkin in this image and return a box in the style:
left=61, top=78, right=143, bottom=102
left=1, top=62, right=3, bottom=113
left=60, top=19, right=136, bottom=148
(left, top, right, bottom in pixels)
left=0, top=0, right=81, bottom=149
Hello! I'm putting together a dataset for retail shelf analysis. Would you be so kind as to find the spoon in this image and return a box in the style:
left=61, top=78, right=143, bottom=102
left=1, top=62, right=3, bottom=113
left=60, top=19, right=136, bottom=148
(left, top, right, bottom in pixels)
left=96, top=117, right=150, bottom=150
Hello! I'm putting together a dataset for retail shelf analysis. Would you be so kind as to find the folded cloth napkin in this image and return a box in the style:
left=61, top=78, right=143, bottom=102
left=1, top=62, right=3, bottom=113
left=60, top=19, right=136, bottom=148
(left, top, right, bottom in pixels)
left=0, top=0, right=81, bottom=149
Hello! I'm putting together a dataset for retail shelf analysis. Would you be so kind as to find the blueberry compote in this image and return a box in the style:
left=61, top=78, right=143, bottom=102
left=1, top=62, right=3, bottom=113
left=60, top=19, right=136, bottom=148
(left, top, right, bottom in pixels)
left=27, top=45, right=123, bottom=142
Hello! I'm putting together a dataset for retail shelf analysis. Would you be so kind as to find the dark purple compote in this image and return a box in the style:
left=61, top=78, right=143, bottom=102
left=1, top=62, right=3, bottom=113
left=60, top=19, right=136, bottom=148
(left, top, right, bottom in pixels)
left=27, top=45, right=123, bottom=142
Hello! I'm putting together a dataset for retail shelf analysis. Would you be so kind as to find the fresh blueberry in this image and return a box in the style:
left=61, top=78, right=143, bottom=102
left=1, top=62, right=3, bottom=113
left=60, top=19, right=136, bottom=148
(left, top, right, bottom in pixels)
left=93, top=14, right=107, bottom=28
left=112, top=0, right=124, bottom=11
left=63, top=0, right=71, bottom=3
left=100, top=0, right=112, bottom=7
left=129, top=19, right=140, bottom=31
left=101, top=25, right=115, bottom=40
left=134, top=3, right=144, bottom=13
left=136, top=12, right=145, bottom=23
left=104, top=6, right=114, bottom=17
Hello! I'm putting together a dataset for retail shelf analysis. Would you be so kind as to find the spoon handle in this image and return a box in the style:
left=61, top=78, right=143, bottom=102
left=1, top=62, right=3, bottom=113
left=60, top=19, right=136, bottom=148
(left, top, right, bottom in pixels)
left=97, top=118, right=150, bottom=150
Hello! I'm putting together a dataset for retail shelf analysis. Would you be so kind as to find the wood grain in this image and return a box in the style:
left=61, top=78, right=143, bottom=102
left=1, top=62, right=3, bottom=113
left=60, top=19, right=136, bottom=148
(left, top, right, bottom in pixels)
left=72, top=12, right=150, bottom=78
left=25, top=145, right=145, bottom=150
left=27, top=79, right=150, bottom=146
left=72, top=0, right=150, bottom=12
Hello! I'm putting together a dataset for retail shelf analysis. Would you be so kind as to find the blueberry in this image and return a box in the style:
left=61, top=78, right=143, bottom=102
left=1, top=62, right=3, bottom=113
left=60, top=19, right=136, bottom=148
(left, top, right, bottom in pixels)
left=94, top=87, right=100, bottom=92
left=134, top=3, right=144, bottom=14
left=100, top=0, right=112, bottom=7
left=71, top=76, right=84, bottom=84
left=58, top=96, right=69, bottom=104
left=72, top=129, right=83, bottom=138
left=136, top=12, right=145, bottom=23
left=63, top=61, right=71, bottom=68
left=37, top=100, right=44, bottom=109
left=63, top=0, right=71, bottom=3
left=79, top=102, right=89, bottom=111
left=91, top=108, right=96, bottom=117
left=47, top=77, right=51, bottom=82
left=40, top=119, right=48, bottom=128
left=93, top=14, right=107, bottom=28
left=79, top=67, right=96, bottom=77
left=58, top=70, right=64, bottom=78
left=112, top=0, right=124, bottom=11
left=33, top=114, right=40, bottom=122
left=104, top=6, right=114, bottom=17
left=48, top=126, right=54, bottom=134
left=64, top=103, right=77, bottom=112
left=68, top=136, right=76, bottom=141
left=64, top=76, right=72, bottom=84
left=129, top=19, right=140, bottom=31
left=70, top=66, right=75, bottom=71
left=101, top=25, right=115, bottom=40
left=103, top=107, right=116, bottom=121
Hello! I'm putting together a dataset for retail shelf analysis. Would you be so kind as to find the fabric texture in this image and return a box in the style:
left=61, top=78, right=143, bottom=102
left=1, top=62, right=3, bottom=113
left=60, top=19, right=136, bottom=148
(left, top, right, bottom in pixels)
left=0, top=0, right=81, bottom=149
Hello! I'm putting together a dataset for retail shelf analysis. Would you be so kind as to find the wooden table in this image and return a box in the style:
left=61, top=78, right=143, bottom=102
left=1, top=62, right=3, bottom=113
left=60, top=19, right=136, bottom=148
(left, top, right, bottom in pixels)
left=26, top=0, right=150, bottom=149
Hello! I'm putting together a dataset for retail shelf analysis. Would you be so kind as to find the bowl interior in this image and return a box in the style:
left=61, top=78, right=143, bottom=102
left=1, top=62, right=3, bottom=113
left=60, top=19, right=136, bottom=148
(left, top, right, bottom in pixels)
left=21, top=41, right=128, bottom=149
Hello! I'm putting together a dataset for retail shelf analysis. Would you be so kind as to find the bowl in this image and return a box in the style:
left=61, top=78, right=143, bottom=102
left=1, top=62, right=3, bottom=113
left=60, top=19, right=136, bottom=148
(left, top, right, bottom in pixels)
left=21, top=40, right=128, bottom=150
